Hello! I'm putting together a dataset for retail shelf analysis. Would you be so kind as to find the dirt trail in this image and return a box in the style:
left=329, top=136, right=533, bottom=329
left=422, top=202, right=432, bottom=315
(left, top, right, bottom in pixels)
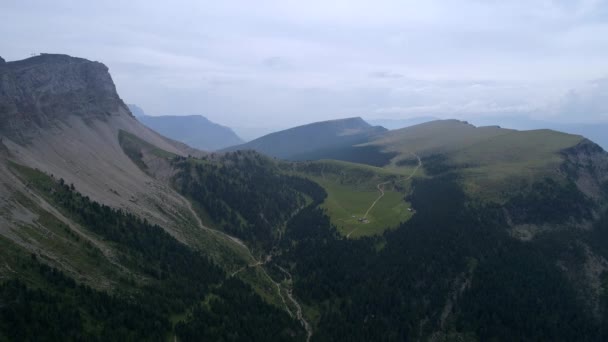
left=285, top=280, right=313, bottom=342
left=347, top=153, right=422, bottom=239
left=277, top=265, right=312, bottom=341
left=362, top=181, right=391, bottom=219
left=184, top=200, right=312, bottom=339
left=183, top=199, right=248, bottom=249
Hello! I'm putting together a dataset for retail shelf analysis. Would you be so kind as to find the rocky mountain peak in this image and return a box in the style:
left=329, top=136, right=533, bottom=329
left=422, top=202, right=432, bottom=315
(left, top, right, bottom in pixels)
left=0, top=54, right=129, bottom=140
left=0, top=56, right=5, bottom=64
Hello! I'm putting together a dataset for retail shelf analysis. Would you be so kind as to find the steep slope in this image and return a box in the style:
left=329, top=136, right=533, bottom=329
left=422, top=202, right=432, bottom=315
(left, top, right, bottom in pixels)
left=0, top=54, right=308, bottom=340
left=273, top=125, right=608, bottom=341
left=129, top=104, right=244, bottom=151
left=223, top=117, right=388, bottom=160
left=0, top=53, right=343, bottom=340
left=0, top=54, right=207, bottom=238
left=126, top=103, right=146, bottom=117
left=4, top=53, right=608, bottom=341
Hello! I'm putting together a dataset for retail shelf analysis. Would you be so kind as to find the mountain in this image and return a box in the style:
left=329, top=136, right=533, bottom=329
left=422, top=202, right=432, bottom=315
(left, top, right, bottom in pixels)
left=367, top=116, right=438, bottom=130
left=0, top=54, right=205, bottom=233
left=467, top=115, right=608, bottom=151
left=363, top=119, right=605, bottom=198
left=126, top=103, right=146, bottom=117
left=0, top=54, right=320, bottom=340
left=3, top=53, right=608, bottom=341
left=223, top=117, right=387, bottom=160
left=128, top=104, right=244, bottom=151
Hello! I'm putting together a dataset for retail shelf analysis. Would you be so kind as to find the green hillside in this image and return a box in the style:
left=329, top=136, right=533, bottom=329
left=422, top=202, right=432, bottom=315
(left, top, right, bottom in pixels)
left=223, top=117, right=387, bottom=161
left=288, top=159, right=421, bottom=238
left=450, top=129, right=584, bottom=198
left=5, top=53, right=608, bottom=342
left=366, top=120, right=586, bottom=199
left=1, top=162, right=305, bottom=341
left=367, top=119, right=513, bottom=158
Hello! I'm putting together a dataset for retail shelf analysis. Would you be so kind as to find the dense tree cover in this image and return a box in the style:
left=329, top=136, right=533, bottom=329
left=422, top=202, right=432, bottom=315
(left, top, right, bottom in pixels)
left=505, top=177, right=593, bottom=225
left=277, top=169, right=604, bottom=341
left=6, top=151, right=608, bottom=341
left=23, top=169, right=224, bottom=313
left=172, top=151, right=323, bottom=248
left=457, top=240, right=596, bottom=341
left=0, top=261, right=168, bottom=341
left=282, top=174, right=327, bottom=205
left=176, top=278, right=304, bottom=342
left=3, top=164, right=305, bottom=340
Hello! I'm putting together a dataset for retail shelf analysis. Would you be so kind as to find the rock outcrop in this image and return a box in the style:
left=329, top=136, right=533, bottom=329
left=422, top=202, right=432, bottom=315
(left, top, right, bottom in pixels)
left=561, top=139, right=608, bottom=200
left=0, top=54, right=205, bottom=238
left=0, top=54, right=129, bottom=140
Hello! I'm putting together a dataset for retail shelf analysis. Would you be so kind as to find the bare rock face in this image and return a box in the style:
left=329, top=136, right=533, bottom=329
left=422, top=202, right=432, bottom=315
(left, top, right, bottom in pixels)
left=561, top=139, right=608, bottom=200
left=0, top=54, right=129, bottom=140
left=0, top=56, right=5, bottom=64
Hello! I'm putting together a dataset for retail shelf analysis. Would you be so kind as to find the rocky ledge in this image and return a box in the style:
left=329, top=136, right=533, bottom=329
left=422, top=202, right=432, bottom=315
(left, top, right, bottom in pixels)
left=0, top=54, right=128, bottom=140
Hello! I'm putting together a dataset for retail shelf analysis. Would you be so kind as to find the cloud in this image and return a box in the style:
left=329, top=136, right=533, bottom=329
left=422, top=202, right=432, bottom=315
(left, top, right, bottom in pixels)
left=370, top=71, right=404, bottom=79
left=552, top=78, right=608, bottom=122
left=1, top=0, right=608, bottom=128
left=262, top=56, right=289, bottom=69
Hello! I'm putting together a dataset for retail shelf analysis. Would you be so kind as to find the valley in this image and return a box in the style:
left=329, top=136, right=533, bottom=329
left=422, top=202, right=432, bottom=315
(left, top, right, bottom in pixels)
left=287, top=159, right=418, bottom=238
left=2, top=54, right=608, bottom=341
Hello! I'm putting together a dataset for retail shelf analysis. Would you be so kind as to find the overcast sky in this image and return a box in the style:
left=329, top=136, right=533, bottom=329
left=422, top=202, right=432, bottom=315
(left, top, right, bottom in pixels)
left=2, top=0, right=608, bottom=137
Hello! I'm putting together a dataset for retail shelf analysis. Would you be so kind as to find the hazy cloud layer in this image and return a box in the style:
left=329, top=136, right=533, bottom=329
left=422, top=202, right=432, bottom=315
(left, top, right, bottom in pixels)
left=1, top=0, right=607, bottom=135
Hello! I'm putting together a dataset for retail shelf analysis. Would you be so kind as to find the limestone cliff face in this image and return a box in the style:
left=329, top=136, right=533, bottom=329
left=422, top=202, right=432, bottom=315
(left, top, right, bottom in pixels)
left=0, top=54, right=207, bottom=239
left=0, top=54, right=130, bottom=140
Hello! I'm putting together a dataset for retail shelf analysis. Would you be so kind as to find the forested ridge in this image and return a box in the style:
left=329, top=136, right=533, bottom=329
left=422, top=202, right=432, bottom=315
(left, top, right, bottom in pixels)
left=172, top=151, right=323, bottom=249
left=4, top=51, right=608, bottom=342
left=273, top=159, right=608, bottom=341
left=1, top=163, right=305, bottom=340
left=3, top=148, right=608, bottom=341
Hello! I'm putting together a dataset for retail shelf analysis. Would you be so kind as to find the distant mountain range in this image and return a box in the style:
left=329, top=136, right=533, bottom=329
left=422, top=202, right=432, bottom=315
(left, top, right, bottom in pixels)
left=223, top=117, right=387, bottom=160
left=128, top=104, right=244, bottom=151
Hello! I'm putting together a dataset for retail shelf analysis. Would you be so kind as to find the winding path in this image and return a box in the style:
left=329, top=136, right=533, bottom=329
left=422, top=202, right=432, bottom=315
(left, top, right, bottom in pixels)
left=277, top=265, right=313, bottom=342
left=347, top=153, right=422, bottom=238
left=184, top=199, right=312, bottom=340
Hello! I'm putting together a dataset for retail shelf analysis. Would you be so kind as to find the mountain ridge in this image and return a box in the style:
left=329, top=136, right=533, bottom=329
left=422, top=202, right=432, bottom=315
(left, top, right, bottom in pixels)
left=223, top=116, right=388, bottom=159
left=0, top=54, right=211, bottom=239
left=3, top=53, right=608, bottom=341
left=128, top=104, right=244, bottom=151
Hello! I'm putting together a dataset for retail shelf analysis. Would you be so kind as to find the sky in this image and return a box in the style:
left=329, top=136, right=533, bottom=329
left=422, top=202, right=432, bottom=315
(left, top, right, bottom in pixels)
left=2, top=0, right=608, bottom=138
